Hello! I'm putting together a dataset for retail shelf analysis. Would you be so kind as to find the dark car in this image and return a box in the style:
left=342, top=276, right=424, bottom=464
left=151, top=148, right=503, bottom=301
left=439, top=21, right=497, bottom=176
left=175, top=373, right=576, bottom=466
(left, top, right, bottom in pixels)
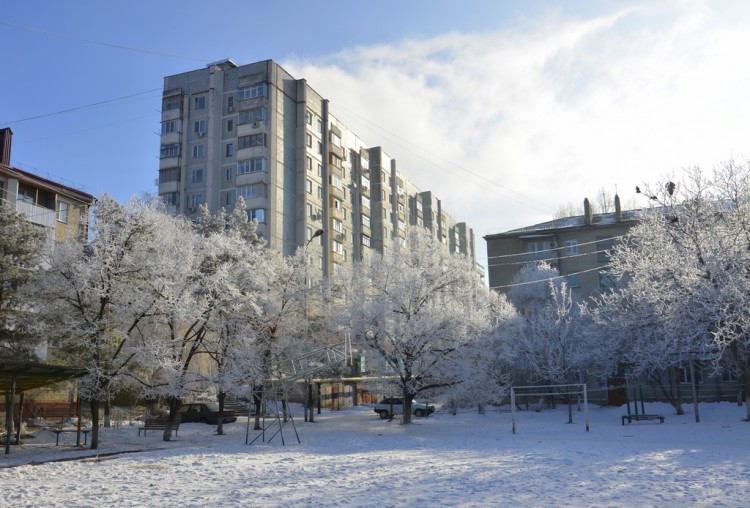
left=177, top=403, right=237, bottom=424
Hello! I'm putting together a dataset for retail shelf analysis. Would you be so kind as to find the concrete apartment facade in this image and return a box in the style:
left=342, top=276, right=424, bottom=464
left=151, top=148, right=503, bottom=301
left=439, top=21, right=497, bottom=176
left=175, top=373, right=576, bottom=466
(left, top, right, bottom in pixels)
left=157, top=59, right=478, bottom=281
left=484, top=196, right=638, bottom=302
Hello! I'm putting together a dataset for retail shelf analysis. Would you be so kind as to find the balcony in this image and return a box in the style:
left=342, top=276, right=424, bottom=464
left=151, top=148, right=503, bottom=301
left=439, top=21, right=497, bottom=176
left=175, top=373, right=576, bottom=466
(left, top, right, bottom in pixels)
left=16, top=201, right=56, bottom=228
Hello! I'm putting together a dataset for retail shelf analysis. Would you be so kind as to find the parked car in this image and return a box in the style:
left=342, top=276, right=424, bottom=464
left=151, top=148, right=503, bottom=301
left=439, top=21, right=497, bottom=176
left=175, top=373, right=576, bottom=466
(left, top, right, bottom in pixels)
left=373, top=397, right=435, bottom=419
left=177, top=403, right=237, bottom=424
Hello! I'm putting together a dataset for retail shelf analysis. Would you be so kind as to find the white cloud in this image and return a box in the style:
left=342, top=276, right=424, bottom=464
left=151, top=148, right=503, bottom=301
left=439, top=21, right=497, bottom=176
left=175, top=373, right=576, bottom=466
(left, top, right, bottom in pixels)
left=283, top=0, right=750, bottom=270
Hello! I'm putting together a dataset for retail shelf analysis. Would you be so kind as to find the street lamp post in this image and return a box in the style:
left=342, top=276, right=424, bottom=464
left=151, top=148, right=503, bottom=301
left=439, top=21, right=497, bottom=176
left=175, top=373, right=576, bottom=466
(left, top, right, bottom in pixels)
left=305, top=228, right=324, bottom=423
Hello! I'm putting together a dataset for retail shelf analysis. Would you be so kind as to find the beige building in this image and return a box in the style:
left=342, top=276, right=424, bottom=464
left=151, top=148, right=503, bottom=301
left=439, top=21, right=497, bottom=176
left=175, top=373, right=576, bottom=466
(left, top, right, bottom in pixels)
left=485, top=196, right=637, bottom=301
left=0, top=128, right=93, bottom=244
left=157, top=59, right=477, bottom=281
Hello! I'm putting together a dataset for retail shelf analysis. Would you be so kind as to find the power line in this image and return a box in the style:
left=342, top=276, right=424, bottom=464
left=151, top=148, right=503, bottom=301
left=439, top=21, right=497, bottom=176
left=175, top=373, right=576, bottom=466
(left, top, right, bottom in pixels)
left=0, top=20, right=210, bottom=63
left=1, top=88, right=162, bottom=125
left=486, top=234, right=629, bottom=261
left=489, top=265, right=608, bottom=290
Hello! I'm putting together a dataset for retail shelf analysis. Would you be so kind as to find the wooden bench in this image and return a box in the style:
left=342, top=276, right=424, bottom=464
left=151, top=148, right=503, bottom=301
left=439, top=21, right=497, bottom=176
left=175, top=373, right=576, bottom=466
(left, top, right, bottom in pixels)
left=138, top=417, right=180, bottom=436
left=621, top=414, right=664, bottom=425
left=51, top=428, right=92, bottom=446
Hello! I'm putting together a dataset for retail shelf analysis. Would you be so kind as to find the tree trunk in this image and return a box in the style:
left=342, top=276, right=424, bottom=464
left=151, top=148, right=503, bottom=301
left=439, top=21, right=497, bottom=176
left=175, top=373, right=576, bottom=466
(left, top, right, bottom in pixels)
left=402, top=385, right=413, bottom=424
left=163, top=398, right=180, bottom=441
left=650, top=370, right=684, bottom=415
left=216, top=391, right=226, bottom=436
left=103, top=399, right=111, bottom=428
left=253, top=385, right=263, bottom=431
left=89, top=399, right=100, bottom=449
left=743, top=368, right=750, bottom=422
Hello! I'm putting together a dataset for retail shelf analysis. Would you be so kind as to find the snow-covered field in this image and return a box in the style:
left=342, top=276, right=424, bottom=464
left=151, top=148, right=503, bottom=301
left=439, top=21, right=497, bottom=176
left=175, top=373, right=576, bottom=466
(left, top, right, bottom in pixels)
left=1, top=402, right=748, bottom=507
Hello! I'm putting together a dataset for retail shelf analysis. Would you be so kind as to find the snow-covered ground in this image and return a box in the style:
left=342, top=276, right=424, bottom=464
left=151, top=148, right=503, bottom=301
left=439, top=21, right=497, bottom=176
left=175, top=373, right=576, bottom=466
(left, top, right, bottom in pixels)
left=1, top=402, right=748, bottom=507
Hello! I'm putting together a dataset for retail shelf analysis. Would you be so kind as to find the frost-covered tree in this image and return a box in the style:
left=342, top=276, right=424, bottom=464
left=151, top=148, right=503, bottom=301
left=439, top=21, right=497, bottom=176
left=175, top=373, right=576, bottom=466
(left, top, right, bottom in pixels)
left=196, top=200, right=265, bottom=435
left=0, top=205, right=47, bottom=361
left=443, top=291, right=521, bottom=414
left=240, top=246, right=314, bottom=430
left=31, top=195, right=177, bottom=448
left=135, top=206, right=257, bottom=441
left=340, top=228, right=500, bottom=423
left=507, top=261, right=560, bottom=318
left=596, top=161, right=750, bottom=420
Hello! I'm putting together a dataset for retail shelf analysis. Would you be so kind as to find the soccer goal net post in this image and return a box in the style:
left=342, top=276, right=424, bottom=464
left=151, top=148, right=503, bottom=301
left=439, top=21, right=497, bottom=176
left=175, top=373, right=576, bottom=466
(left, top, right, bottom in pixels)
left=510, top=383, right=589, bottom=434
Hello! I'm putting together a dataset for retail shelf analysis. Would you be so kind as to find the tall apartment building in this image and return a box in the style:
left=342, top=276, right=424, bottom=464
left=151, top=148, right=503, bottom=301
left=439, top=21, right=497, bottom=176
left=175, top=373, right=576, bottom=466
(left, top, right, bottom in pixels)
left=157, top=59, right=478, bottom=280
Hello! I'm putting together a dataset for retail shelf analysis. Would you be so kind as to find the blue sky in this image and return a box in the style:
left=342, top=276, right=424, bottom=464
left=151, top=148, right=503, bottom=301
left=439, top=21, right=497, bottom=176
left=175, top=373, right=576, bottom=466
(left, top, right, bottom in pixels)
left=3, top=1, right=750, bottom=269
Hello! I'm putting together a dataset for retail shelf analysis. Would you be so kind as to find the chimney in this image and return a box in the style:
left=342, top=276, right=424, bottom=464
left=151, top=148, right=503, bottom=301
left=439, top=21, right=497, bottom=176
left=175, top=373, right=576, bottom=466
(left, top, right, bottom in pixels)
left=584, top=198, right=593, bottom=225
left=614, top=194, right=622, bottom=222
left=0, top=127, right=11, bottom=166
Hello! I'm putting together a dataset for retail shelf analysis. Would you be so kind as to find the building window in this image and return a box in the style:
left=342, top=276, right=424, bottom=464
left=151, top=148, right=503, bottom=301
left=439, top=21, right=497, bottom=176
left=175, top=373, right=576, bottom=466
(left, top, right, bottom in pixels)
left=191, top=168, right=204, bottom=183
left=163, top=96, right=181, bottom=111
left=223, top=192, right=235, bottom=207
left=225, top=167, right=234, bottom=181
left=160, top=143, right=180, bottom=158
left=333, top=218, right=344, bottom=233
left=362, top=234, right=371, bottom=247
left=160, top=192, right=179, bottom=206
left=398, top=203, right=405, bottom=214
left=565, top=240, right=578, bottom=255
left=528, top=241, right=553, bottom=253
left=226, top=143, right=234, bottom=157
left=227, top=119, right=234, bottom=132
left=398, top=220, right=405, bottom=231
left=317, top=185, right=323, bottom=199
left=238, top=107, right=266, bottom=124
left=566, top=272, right=582, bottom=288
left=306, top=203, right=313, bottom=218
left=193, top=96, right=206, bottom=110
left=317, top=119, right=323, bottom=133
left=679, top=364, right=704, bottom=384
left=333, top=240, right=344, bottom=255
left=56, top=201, right=69, bottom=223
left=317, top=141, right=322, bottom=154
left=330, top=175, right=343, bottom=190
left=305, top=110, right=313, bottom=125
left=238, top=134, right=265, bottom=148
left=306, top=133, right=312, bottom=148
left=306, top=179, right=313, bottom=194
left=238, top=83, right=267, bottom=100
left=317, top=163, right=323, bottom=177
left=192, top=144, right=205, bottom=158
left=362, top=214, right=371, bottom=228
left=237, top=184, right=260, bottom=199
left=227, top=96, right=234, bottom=111
left=333, top=198, right=342, bottom=210
left=248, top=208, right=265, bottom=223
left=159, top=167, right=180, bottom=183
left=361, top=196, right=370, bottom=209
left=331, top=132, right=342, bottom=147
left=361, top=176, right=370, bottom=191
left=161, top=119, right=178, bottom=134
left=306, top=157, right=312, bottom=171
left=237, top=157, right=266, bottom=174
left=194, top=120, right=206, bottom=135
left=188, top=193, right=204, bottom=209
